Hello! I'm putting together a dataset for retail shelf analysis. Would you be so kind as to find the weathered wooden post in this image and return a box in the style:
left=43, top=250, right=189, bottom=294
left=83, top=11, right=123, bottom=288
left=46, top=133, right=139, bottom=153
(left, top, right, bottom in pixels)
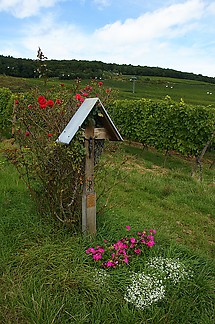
left=56, top=98, right=122, bottom=235
left=82, top=120, right=96, bottom=234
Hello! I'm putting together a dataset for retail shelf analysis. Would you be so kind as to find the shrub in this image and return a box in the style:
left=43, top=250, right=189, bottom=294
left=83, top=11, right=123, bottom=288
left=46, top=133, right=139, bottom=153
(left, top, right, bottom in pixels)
left=6, top=80, right=115, bottom=229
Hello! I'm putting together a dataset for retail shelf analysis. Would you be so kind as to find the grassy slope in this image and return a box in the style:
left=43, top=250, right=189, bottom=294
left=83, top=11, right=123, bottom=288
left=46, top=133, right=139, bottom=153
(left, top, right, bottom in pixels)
left=104, top=76, right=215, bottom=105
left=0, top=141, right=214, bottom=323
left=1, top=74, right=215, bottom=106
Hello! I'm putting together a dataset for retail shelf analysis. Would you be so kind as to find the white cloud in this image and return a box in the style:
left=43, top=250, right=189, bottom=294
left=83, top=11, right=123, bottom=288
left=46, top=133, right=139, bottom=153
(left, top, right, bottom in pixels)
left=94, top=0, right=204, bottom=45
left=0, top=0, right=61, bottom=18
left=93, top=0, right=111, bottom=9
left=6, top=0, right=215, bottom=76
left=21, top=14, right=87, bottom=59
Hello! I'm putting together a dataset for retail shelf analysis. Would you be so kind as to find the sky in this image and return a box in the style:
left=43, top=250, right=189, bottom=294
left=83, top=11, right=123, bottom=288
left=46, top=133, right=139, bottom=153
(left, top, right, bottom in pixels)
left=0, top=0, right=215, bottom=77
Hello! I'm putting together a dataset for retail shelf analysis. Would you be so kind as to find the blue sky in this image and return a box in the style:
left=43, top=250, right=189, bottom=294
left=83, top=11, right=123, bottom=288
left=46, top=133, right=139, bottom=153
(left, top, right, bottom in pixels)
left=0, top=0, right=215, bottom=77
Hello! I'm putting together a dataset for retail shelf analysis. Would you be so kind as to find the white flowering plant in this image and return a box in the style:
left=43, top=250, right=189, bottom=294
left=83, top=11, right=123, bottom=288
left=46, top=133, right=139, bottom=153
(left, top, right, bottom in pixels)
left=123, top=256, right=193, bottom=310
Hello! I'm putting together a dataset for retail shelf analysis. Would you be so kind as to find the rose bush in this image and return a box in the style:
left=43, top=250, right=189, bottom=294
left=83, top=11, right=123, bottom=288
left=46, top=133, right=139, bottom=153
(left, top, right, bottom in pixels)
left=6, top=79, right=115, bottom=228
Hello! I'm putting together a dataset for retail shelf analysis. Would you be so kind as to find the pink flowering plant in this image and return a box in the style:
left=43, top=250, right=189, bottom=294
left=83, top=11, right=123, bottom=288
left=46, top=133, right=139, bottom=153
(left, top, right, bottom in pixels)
left=86, top=226, right=156, bottom=268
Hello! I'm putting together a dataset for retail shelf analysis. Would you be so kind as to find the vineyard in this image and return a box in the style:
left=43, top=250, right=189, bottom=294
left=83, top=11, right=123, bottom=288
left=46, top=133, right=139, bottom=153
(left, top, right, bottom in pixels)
left=111, top=97, right=215, bottom=157
left=0, top=74, right=214, bottom=323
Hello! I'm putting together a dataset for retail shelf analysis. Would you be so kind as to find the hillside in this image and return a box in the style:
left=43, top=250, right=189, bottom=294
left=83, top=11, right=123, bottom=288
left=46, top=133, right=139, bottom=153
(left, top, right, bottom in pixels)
left=0, top=74, right=215, bottom=106
left=1, top=54, right=215, bottom=84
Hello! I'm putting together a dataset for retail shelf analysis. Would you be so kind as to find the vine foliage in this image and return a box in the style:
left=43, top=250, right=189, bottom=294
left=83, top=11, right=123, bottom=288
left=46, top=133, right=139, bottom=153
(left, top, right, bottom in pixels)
left=111, top=96, right=215, bottom=157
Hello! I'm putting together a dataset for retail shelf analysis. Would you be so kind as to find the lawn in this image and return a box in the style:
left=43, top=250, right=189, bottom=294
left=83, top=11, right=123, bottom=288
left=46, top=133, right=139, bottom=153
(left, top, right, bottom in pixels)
left=0, top=140, right=214, bottom=323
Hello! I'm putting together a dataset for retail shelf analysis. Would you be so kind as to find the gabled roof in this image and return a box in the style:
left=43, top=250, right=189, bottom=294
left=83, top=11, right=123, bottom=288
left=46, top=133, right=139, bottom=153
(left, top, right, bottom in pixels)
left=56, top=98, right=123, bottom=144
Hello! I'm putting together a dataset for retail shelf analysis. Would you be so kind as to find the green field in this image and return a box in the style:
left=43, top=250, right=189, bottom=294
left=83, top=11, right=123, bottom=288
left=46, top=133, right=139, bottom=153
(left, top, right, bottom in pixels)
left=0, top=141, right=214, bottom=323
left=104, top=76, right=215, bottom=105
left=1, top=74, right=215, bottom=106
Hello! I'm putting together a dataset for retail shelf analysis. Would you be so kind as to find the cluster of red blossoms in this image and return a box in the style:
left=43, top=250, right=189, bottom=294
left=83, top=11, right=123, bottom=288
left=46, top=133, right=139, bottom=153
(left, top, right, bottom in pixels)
left=86, top=226, right=156, bottom=269
left=38, top=96, right=55, bottom=109
left=37, top=96, right=62, bottom=109
left=75, top=81, right=110, bottom=104
left=75, top=84, right=97, bottom=103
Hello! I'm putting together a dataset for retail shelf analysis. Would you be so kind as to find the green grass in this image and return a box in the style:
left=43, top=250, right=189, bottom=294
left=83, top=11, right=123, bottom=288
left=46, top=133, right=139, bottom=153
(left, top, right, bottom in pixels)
left=104, top=76, right=215, bottom=105
left=1, top=74, right=215, bottom=106
left=0, top=141, right=214, bottom=323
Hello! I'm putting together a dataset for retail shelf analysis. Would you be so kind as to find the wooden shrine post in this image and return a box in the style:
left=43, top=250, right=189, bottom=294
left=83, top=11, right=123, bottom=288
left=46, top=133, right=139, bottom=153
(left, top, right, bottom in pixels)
left=56, top=98, right=123, bottom=236
left=82, top=122, right=96, bottom=234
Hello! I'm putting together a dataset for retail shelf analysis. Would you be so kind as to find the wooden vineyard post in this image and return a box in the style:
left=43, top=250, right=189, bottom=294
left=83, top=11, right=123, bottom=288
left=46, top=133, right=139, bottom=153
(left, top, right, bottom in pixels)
left=82, top=122, right=96, bottom=234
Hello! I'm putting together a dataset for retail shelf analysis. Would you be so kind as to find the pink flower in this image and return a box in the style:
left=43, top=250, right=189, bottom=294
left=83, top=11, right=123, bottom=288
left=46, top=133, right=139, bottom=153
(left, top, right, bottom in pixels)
left=123, top=256, right=129, bottom=264
left=86, top=247, right=95, bottom=254
left=93, top=253, right=102, bottom=261
left=130, top=238, right=136, bottom=244
left=125, top=225, right=131, bottom=231
left=146, top=241, right=155, bottom=247
left=106, top=261, right=114, bottom=267
left=96, top=247, right=105, bottom=254
left=134, top=248, right=141, bottom=254
left=113, top=240, right=128, bottom=250
left=147, top=235, right=154, bottom=240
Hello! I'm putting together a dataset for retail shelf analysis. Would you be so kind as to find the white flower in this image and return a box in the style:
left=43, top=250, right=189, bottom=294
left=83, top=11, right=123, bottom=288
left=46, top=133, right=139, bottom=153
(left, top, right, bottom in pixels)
left=124, top=272, right=165, bottom=310
left=124, top=257, right=193, bottom=310
left=146, top=257, right=193, bottom=284
left=93, top=269, right=109, bottom=286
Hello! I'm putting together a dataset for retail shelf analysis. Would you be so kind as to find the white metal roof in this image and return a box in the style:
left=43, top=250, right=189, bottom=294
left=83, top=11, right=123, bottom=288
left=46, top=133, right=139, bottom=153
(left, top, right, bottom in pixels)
left=56, top=98, right=123, bottom=144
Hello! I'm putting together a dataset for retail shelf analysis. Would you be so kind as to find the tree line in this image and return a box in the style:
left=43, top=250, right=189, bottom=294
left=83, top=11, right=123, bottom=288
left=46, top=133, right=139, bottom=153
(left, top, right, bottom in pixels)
left=0, top=54, right=215, bottom=84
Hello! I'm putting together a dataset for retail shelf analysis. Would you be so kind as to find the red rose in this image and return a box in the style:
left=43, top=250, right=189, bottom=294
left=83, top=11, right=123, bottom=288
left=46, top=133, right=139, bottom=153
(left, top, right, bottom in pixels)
left=48, top=133, right=53, bottom=137
left=39, top=103, right=47, bottom=109
left=75, top=93, right=82, bottom=100
left=56, top=99, right=62, bottom=105
left=25, top=131, right=30, bottom=136
left=46, top=99, right=54, bottom=107
left=38, top=96, right=46, bottom=104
